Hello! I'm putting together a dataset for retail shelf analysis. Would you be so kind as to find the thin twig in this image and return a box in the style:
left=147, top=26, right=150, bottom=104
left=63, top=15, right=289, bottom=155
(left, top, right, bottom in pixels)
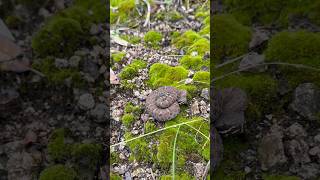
left=172, top=125, right=181, bottom=180
left=212, top=62, right=320, bottom=83
left=143, top=0, right=151, bottom=27
left=202, top=160, right=210, bottom=180
left=214, top=53, right=248, bottom=69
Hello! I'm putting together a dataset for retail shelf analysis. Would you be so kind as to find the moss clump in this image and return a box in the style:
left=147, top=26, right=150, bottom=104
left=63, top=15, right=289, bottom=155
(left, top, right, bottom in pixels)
left=145, top=121, right=157, bottom=133
left=157, top=117, right=209, bottom=170
left=144, top=30, right=163, bottom=48
left=112, top=52, right=126, bottom=63
left=47, top=129, right=72, bottom=162
left=179, top=55, right=204, bottom=70
left=120, top=34, right=141, bottom=44
left=119, top=59, right=147, bottom=80
left=39, top=165, right=77, bottom=180
left=200, top=25, right=210, bottom=35
left=110, top=0, right=136, bottom=24
left=262, top=174, right=300, bottom=180
left=125, top=132, right=156, bottom=162
left=187, top=38, right=210, bottom=56
left=32, top=17, right=84, bottom=58
left=212, top=14, right=251, bottom=64
left=72, top=0, right=107, bottom=24
left=121, top=113, right=135, bottom=128
left=71, top=143, right=102, bottom=170
left=215, top=73, right=278, bottom=120
left=169, top=10, right=183, bottom=22
left=110, top=173, right=122, bottom=180
left=193, top=71, right=210, bottom=88
left=149, top=63, right=188, bottom=88
left=173, top=30, right=201, bottom=49
left=32, top=57, right=84, bottom=87
left=120, top=80, right=137, bottom=90
left=160, top=173, right=194, bottom=180
left=124, top=103, right=142, bottom=116
left=265, top=31, right=320, bottom=87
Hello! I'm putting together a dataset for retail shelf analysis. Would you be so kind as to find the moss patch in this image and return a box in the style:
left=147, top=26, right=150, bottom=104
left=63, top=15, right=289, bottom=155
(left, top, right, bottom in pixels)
left=39, top=165, right=77, bottom=180
left=119, top=59, right=147, bottom=80
left=71, top=143, right=102, bottom=170
left=179, top=55, right=204, bottom=70
left=144, top=30, right=163, bottom=48
left=47, top=129, right=72, bottom=162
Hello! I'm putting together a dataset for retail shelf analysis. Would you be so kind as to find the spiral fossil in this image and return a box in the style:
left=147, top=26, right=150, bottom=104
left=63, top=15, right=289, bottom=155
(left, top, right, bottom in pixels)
left=146, top=86, right=187, bottom=121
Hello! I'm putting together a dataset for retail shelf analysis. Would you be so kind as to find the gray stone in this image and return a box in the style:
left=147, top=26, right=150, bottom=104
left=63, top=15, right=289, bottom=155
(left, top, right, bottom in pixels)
left=239, top=52, right=265, bottom=72
left=69, top=55, right=81, bottom=68
left=258, top=124, right=287, bottom=170
left=290, top=83, right=320, bottom=120
left=90, top=104, right=107, bottom=122
left=191, top=101, right=200, bottom=115
left=78, top=93, right=95, bottom=110
left=297, top=163, right=320, bottom=179
left=286, top=139, right=310, bottom=165
left=314, top=134, right=320, bottom=144
left=201, top=88, right=209, bottom=100
left=54, top=58, right=69, bottom=68
left=286, top=123, right=307, bottom=138
left=249, top=28, right=269, bottom=48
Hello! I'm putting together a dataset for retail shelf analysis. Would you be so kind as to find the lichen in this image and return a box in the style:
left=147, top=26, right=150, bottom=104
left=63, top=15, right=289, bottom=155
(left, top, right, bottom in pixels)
left=39, top=165, right=77, bottom=180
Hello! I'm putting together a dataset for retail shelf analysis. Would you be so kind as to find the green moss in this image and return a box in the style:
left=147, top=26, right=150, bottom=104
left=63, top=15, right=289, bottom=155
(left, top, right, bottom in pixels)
left=47, top=129, right=72, bottom=162
left=149, top=63, right=188, bottom=88
left=160, top=173, right=195, bottom=180
left=125, top=132, right=156, bottom=162
left=144, top=30, right=163, bottom=48
left=262, top=174, right=300, bottom=180
left=215, top=73, right=278, bottom=120
left=39, top=165, right=77, bottom=180
left=265, top=31, right=320, bottom=87
left=71, top=143, right=102, bottom=170
left=200, top=25, right=210, bottom=35
left=120, top=80, right=137, bottom=89
left=110, top=152, right=121, bottom=164
left=119, top=59, right=147, bottom=80
left=112, top=52, right=126, bottom=63
left=195, top=11, right=209, bottom=20
left=124, top=103, right=142, bottom=116
left=213, top=136, right=248, bottom=180
left=73, top=0, right=107, bottom=23
left=32, top=57, right=85, bottom=87
left=193, top=71, right=210, bottom=88
left=173, top=30, right=201, bottom=49
left=145, top=121, right=157, bottom=133
left=169, top=10, right=183, bottom=22
left=121, top=114, right=135, bottom=128
left=179, top=55, right=204, bottom=70
left=5, top=15, right=23, bottom=29
left=212, top=14, right=251, bottom=64
left=120, top=34, right=141, bottom=44
left=222, top=0, right=318, bottom=26
left=32, top=17, right=84, bottom=58
left=187, top=38, right=210, bottom=56
left=157, top=117, right=209, bottom=170
left=110, top=173, right=122, bottom=180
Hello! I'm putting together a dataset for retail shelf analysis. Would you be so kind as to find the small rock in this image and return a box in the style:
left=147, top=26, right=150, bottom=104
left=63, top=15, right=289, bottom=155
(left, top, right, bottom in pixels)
left=23, top=130, right=37, bottom=145
left=286, top=123, right=307, bottom=138
left=249, top=28, right=269, bottom=48
left=315, top=134, right=320, bottom=144
left=290, top=83, right=320, bottom=120
left=185, top=78, right=193, bottom=84
left=201, top=88, right=209, bottom=100
left=239, top=52, right=265, bottom=72
left=286, top=139, right=310, bottom=165
left=54, top=58, right=69, bottom=68
left=244, top=166, right=251, bottom=174
left=297, top=163, right=320, bottom=179
left=309, top=146, right=320, bottom=156
left=78, top=93, right=95, bottom=110
left=69, top=55, right=81, bottom=68
left=258, top=124, right=287, bottom=170
left=191, top=101, right=200, bottom=115
left=90, top=104, right=107, bottom=122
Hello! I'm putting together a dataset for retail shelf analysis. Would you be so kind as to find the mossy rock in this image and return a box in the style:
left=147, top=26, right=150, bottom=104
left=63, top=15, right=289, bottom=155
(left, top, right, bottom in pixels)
left=265, top=31, right=320, bottom=87
left=212, top=14, right=251, bottom=64
left=71, top=143, right=102, bottom=170
left=47, top=128, right=73, bottom=162
left=39, top=165, right=77, bottom=180
left=144, top=30, right=163, bottom=48
left=179, top=55, right=204, bottom=70
left=32, top=17, right=84, bottom=58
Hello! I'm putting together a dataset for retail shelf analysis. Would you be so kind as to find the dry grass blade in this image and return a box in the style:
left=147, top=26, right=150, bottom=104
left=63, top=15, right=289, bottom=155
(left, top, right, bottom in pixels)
left=172, top=125, right=181, bottom=180
left=143, top=0, right=151, bottom=27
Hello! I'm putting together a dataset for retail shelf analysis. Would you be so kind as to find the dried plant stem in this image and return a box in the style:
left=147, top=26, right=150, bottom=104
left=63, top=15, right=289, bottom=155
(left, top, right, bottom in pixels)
left=172, top=125, right=181, bottom=180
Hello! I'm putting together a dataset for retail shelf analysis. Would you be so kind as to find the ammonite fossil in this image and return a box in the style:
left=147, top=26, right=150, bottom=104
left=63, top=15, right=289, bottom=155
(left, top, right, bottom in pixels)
left=146, top=86, right=187, bottom=121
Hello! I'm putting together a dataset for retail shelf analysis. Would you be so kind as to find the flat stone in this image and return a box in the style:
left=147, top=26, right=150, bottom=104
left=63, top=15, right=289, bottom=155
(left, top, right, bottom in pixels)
left=78, top=93, right=95, bottom=110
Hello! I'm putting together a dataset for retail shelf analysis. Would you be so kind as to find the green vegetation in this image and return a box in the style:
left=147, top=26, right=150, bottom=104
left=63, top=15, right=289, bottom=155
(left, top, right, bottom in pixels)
left=32, top=57, right=85, bottom=87
left=179, top=55, right=204, bottom=70
left=149, top=63, right=188, bottom=88
left=193, top=71, right=210, bottom=88
left=187, top=38, right=210, bottom=56
left=173, top=30, right=201, bottom=49
left=110, top=173, right=122, bottom=180
left=39, top=165, right=77, bottom=180
left=265, top=31, right=320, bottom=87
left=212, top=14, right=251, bottom=64
left=121, top=113, right=135, bottom=128
left=145, top=121, right=157, bottom=133
left=160, top=173, right=194, bottom=180
left=71, top=143, right=102, bottom=170
left=124, top=103, right=142, bottom=116
left=119, top=59, right=147, bottom=80
left=169, top=11, right=183, bottom=22
left=144, top=30, right=163, bottom=48
left=47, top=129, right=72, bottom=162
left=112, top=52, right=126, bottom=63
left=32, top=17, right=84, bottom=58
left=122, top=102, right=142, bottom=128
left=120, top=34, right=141, bottom=44
left=110, top=0, right=136, bottom=24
